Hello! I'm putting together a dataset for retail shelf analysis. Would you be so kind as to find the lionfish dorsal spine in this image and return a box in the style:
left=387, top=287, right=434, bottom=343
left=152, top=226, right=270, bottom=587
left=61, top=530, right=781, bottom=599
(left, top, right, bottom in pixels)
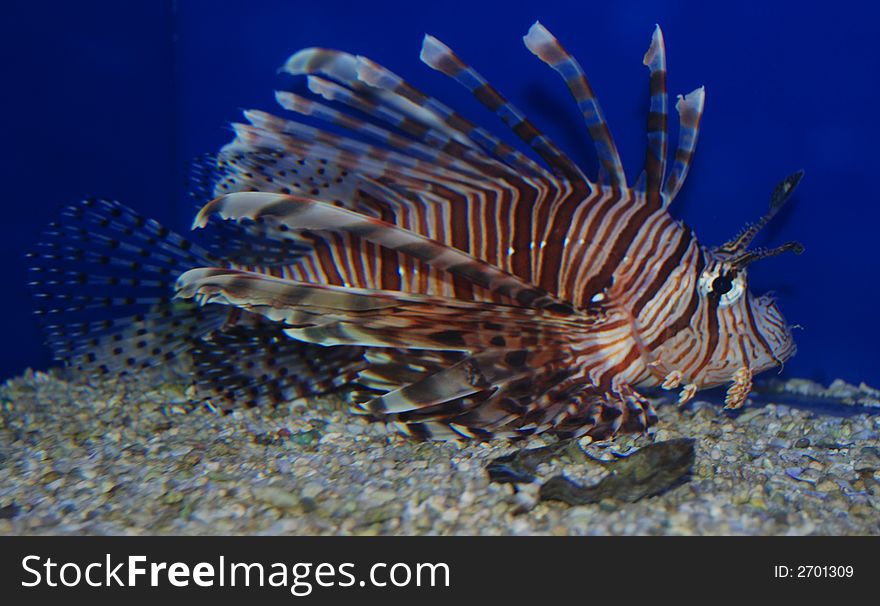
left=283, top=48, right=546, bottom=178
left=420, top=33, right=587, bottom=183
left=663, top=86, right=706, bottom=204
left=523, top=21, right=627, bottom=190
left=642, top=24, right=669, bottom=201
left=291, top=80, right=489, bottom=179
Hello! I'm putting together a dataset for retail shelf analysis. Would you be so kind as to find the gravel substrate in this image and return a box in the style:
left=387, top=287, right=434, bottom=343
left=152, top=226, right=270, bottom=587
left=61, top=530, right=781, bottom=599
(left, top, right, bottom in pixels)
left=1, top=367, right=878, bottom=535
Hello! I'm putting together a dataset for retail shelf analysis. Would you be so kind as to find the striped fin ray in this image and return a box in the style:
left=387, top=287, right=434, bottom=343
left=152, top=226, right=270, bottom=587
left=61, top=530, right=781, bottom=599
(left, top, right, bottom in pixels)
left=282, top=48, right=548, bottom=177
left=390, top=359, right=580, bottom=434
left=202, top=143, right=496, bottom=302
left=220, top=123, right=463, bottom=224
left=355, top=348, right=459, bottom=394
left=303, top=76, right=510, bottom=176
left=378, top=364, right=656, bottom=442
left=174, top=268, right=613, bottom=440
left=387, top=364, right=657, bottom=441
left=283, top=48, right=476, bottom=148
left=176, top=268, right=591, bottom=348
left=193, top=192, right=575, bottom=311
left=191, top=317, right=366, bottom=410
left=642, top=25, right=668, bottom=200
left=27, top=199, right=229, bottom=373
left=236, top=109, right=484, bottom=188
left=225, top=115, right=518, bottom=228
left=523, top=21, right=627, bottom=188
left=365, top=347, right=568, bottom=429
left=663, top=86, right=706, bottom=204
left=273, top=91, right=486, bottom=179
left=219, top=122, right=532, bottom=287
left=419, top=34, right=587, bottom=183
left=224, top=113, right=559, bottom=287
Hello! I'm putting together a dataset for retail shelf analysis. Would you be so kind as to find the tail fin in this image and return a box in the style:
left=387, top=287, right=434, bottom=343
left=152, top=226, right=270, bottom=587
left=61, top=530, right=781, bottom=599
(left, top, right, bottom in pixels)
left=190, top=315, right=366, bottom=410
left=27, top=198, right=368, bottom=411
left=27, top=199, right=229, bottom=374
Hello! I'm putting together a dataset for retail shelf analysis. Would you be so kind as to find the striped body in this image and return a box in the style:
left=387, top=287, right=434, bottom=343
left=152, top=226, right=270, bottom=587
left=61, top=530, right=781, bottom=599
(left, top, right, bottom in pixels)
left=30, top=22, right=802, bottom=441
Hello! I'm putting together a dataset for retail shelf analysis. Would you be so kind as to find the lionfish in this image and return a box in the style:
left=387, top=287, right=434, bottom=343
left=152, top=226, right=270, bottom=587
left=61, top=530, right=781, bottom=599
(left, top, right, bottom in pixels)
left=30, top=23, right=803, bottom=441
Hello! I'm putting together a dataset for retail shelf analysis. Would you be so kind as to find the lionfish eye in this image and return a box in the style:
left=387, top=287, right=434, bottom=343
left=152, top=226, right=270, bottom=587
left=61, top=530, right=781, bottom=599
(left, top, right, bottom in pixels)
left=699, top=268, right=744, bottom=306
left=711, top=275, right=733, bottom=295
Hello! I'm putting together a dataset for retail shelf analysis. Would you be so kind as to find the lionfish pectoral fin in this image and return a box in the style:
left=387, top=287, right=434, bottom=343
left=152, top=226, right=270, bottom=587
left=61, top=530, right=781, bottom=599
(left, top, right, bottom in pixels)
left=193, top=192, right=567, bottom=310
left=191, top=318, right=366, bottom=410
left=363, top=350, right=525, bottom=415
left=568, top=386, right=659, bottom=441
left=663, top=86, right=706, bottom=204
left=174, top=267, right=618, bottom=442
left=27, top=199, right=229, bottom=375
left=370, top=364, right=659, bottom=442
left=723, top=366, right=752, bottom=410
left=678, top=383, right=698, bottom=406
left=379, top=351, right=588, bottom=441
left=177, top=267, right=582, bottom=350
left=523, top=21, right=626, bottom=189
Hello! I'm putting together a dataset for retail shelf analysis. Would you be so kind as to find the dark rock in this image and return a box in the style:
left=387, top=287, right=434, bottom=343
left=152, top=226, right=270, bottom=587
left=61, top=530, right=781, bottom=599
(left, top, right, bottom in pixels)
left=486, top=441, right=587, bottom=486
left=539, top=439, right=696, bottom=505
left=0, top=503, right=21, bottom=519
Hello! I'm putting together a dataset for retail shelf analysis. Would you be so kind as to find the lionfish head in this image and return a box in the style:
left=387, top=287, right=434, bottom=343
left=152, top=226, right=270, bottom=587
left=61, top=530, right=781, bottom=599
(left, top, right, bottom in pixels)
left=696, top=171, right=804, bottom=383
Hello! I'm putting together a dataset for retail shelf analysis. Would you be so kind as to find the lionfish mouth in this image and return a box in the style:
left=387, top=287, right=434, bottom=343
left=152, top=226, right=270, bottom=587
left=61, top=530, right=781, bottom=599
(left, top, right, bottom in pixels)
left=754, top=296, right=798, bottom=370
left=707, top=170, right=804, bottom=376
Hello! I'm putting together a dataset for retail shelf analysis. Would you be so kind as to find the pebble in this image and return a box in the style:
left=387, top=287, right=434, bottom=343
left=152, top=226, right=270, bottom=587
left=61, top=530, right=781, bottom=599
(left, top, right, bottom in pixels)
left=300, top=482, right=324, bottom=500
left=1, top=368, right=878, bottom=535
left=253, top=486, right=299, bottom=510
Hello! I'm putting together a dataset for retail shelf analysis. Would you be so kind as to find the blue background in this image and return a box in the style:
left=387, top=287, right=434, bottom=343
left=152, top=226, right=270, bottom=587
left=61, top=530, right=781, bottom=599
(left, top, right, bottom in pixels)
left=3, top=0, right=878, bottom=386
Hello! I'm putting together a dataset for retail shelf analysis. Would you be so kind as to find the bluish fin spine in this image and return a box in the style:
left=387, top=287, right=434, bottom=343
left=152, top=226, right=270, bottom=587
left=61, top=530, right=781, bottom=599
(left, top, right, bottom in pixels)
left=419, top=34, right=586, bottom=182
left=192, top=318, right=366, bottom=410
left=304, top=76, right=491, bottom=172
left=298, top=76, right=488, bottom=176
left=282, top=48, right=547, bottom=177
left=663, top=87, right=706, bottom=204
left=270, top=94, right=487, bottom=181
left=192, top=193, right=575, bottom=311
left=186, top=152, right=222, bottom=209
left=642, top=25, right=668, bottom=201
left=275, top=91, right=448, bottom=169
left=235, top=110, right=476, bottom=188
left=28, top=199, right=228, bottom=373
left=283, top=48, right=475, bottom=149
left=523, top=21, right=626, bottom=188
